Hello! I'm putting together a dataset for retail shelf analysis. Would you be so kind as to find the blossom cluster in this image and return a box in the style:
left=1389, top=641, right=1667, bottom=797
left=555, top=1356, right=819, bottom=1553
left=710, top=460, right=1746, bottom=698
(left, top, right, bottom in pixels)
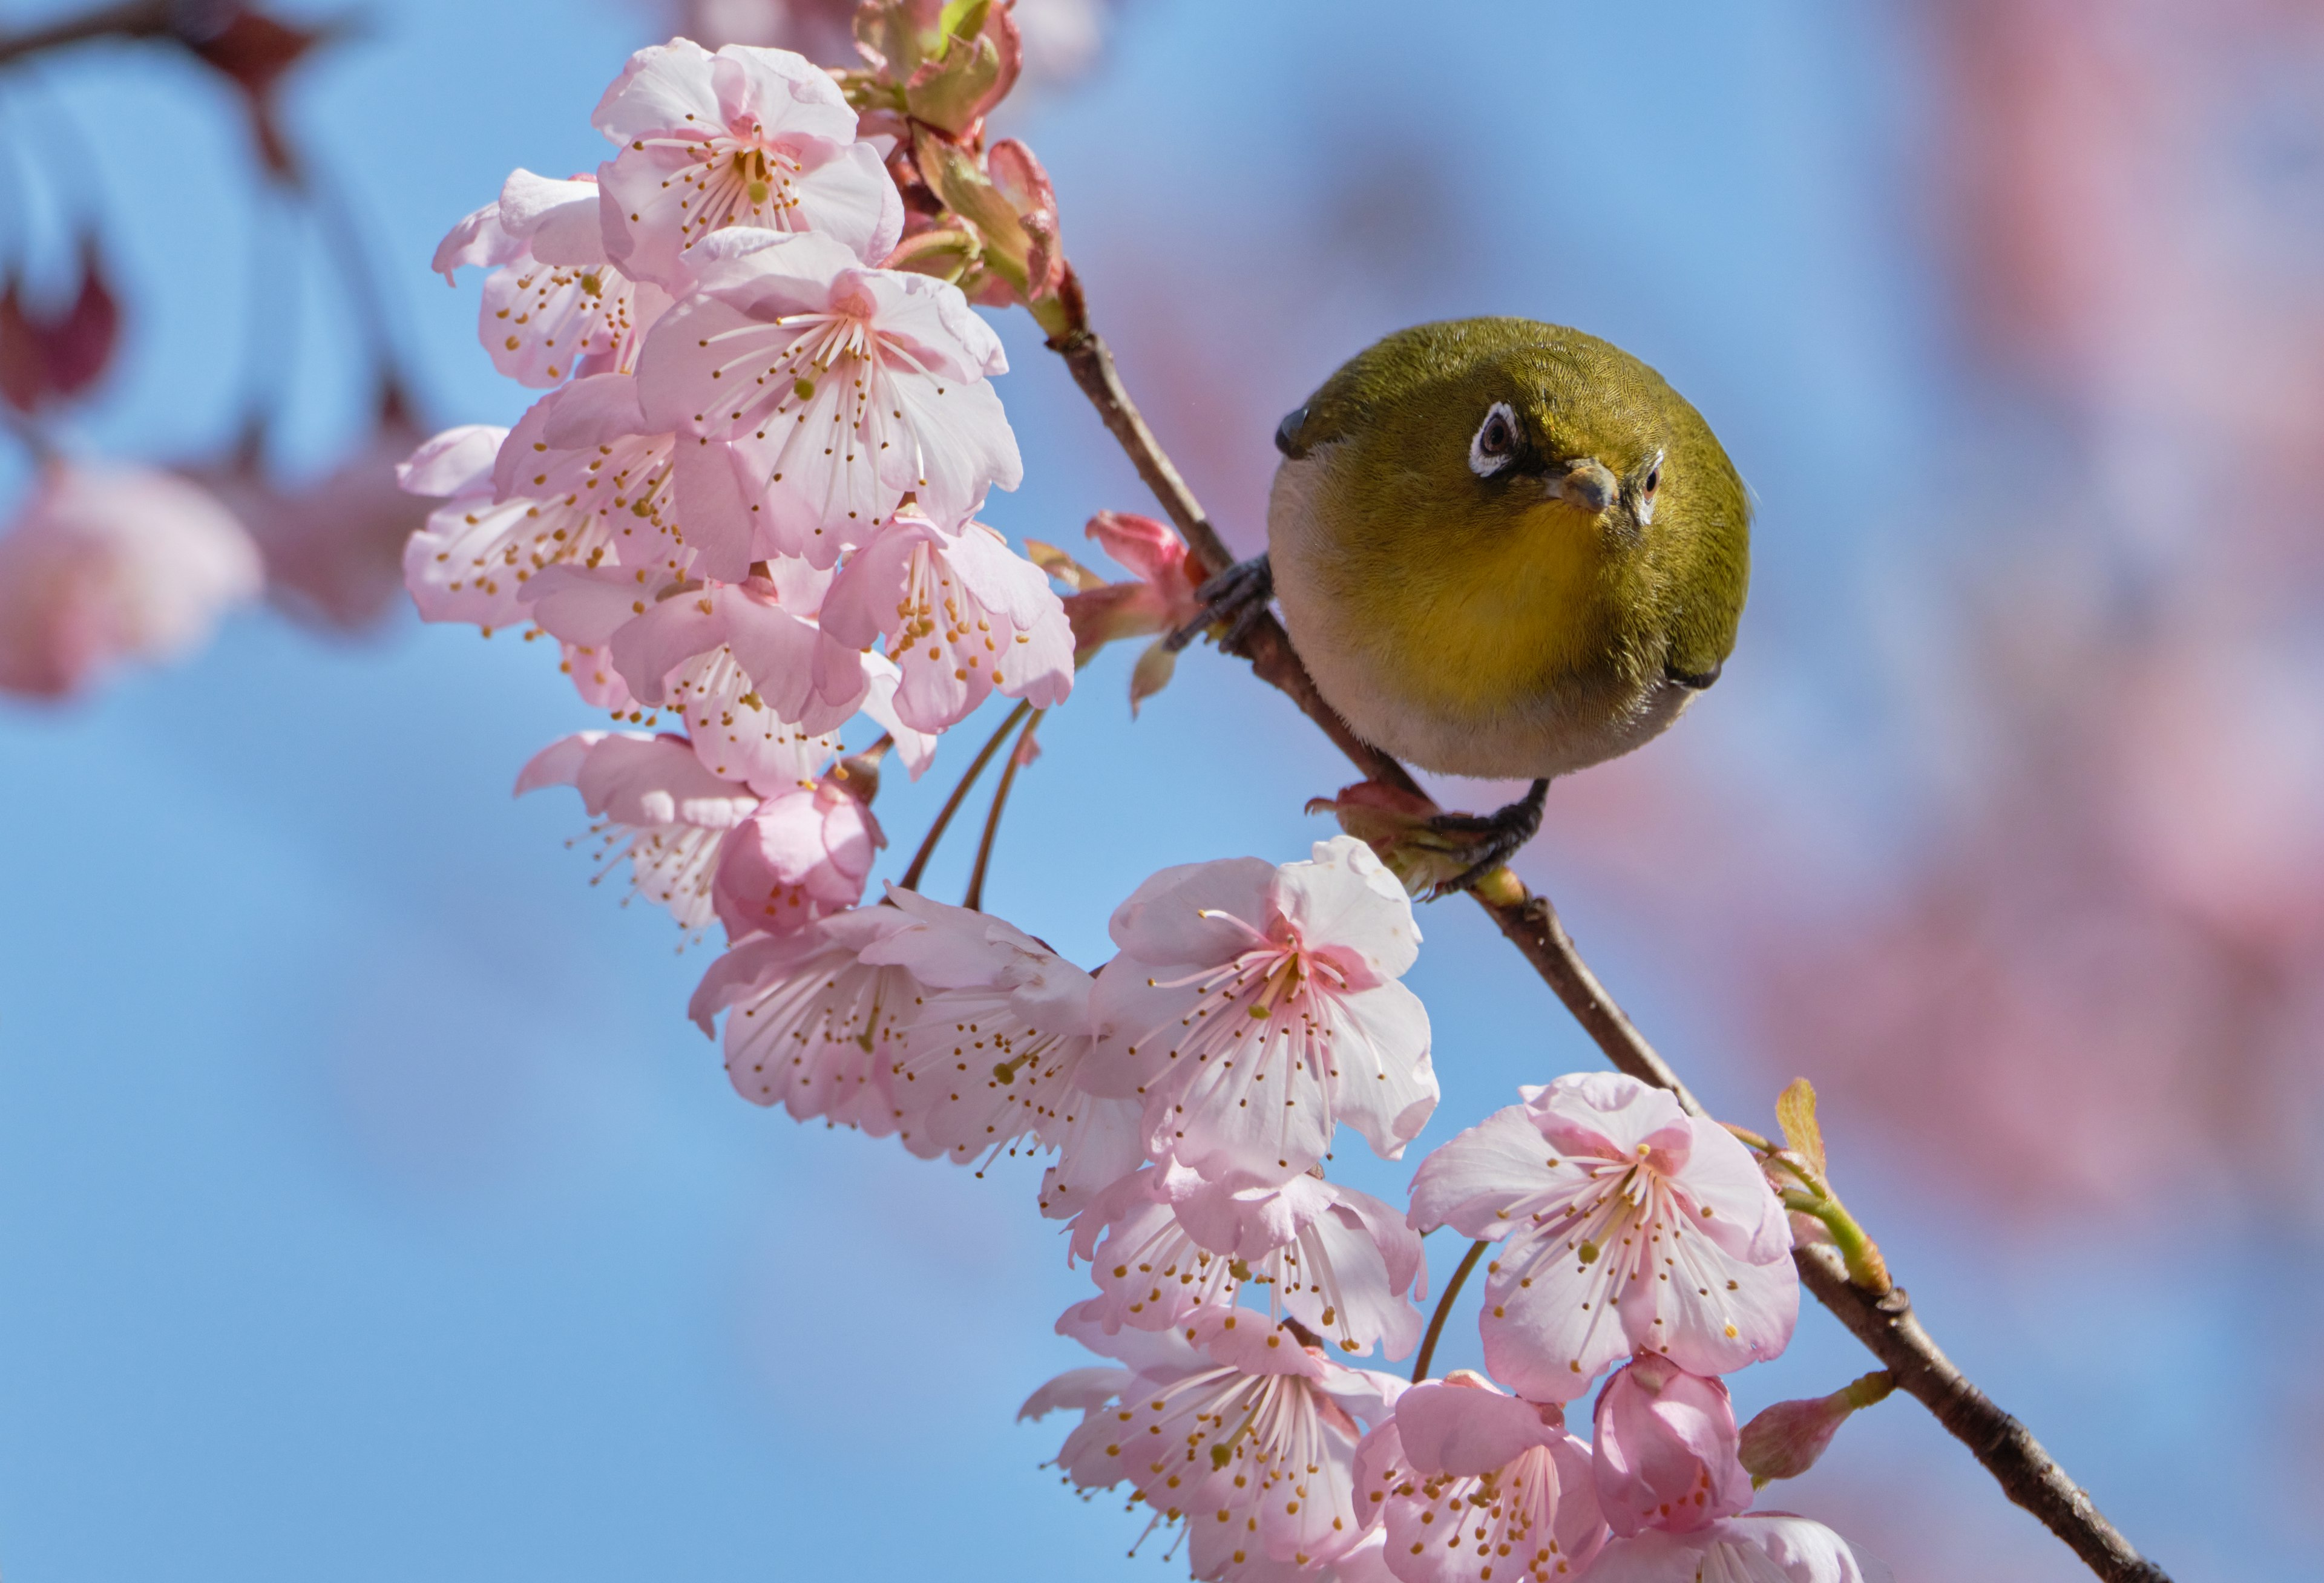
left=410, top=18, right=1896, bottom=1583
left=403, top=34, right=1081, bottom=940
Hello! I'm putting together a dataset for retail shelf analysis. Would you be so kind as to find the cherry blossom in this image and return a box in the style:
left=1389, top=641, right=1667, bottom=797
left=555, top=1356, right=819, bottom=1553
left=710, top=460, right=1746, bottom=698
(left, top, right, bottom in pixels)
left=1041, top=1306, right=1403, bottom=1579
left=435, top=170, right=661, bottom=387
left=1353, top=1375, right=1606, bottom=1583
left=592, top=40, right=901, bottom=287
left=1590, top=1356, right=1751, bottom=1539
left=1087, top=836, right=1437, bottom=1187
left=1406, top=1074, right=1796, bottom=1403
left=1065, top=1162, right=1426, bottom=1358
left=853, top=885, right=1141, bottom=1190
left=522, top=563, right=842, bottom=792
left=1028, top=509, right=1204, bottom=712
left=818, top=507, right=1074, bottom=732
left=1578, top=1514, right=1891, bottom=1583
left=516, top=730, right=760, bottom=931
left=204, top=407, right=435, bottom=632
left=635, top=229, right=1019, bottom=559
left=0, top=463, right=261, bottom=699
left=688, top=903, right=924, bottom=1132
left=488, top=372, right=733, bottom=573
left=709, top=772, right=883, bottom=938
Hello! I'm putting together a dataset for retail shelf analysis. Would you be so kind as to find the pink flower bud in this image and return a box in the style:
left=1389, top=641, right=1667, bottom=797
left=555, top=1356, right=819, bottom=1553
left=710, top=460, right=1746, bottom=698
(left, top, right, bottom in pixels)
left=1738, top=1371, right=1895, bottom=1486
left=1592, top=1355, right=1754, bottom=1538
left=0, top=238, right=118, bottom=415
left=711, top=775, right=885, bottom=940
left=1305, top=780, right=1472, bottom=897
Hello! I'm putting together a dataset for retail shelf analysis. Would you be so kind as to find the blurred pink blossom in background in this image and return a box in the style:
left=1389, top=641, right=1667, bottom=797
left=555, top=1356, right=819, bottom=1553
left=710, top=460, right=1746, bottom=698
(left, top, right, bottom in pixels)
left=0, top=462, right=261, bottom=698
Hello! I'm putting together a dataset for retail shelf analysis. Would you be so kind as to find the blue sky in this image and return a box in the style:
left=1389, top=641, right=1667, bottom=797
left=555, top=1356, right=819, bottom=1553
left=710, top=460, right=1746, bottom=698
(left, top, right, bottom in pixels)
left=0, top=2, right=2280, bottom=1578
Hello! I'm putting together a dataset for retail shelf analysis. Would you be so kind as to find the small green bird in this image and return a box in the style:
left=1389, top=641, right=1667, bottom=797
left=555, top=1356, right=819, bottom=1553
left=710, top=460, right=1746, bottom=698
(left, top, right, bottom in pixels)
left=1187, top=317, right=1750, bottom=890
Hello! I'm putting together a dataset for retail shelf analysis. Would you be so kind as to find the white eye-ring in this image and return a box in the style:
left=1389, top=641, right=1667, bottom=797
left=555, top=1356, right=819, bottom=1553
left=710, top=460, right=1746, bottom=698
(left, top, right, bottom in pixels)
left=1636, top=447, right=1666, bottom=526
left=1469, top=402, right=1520, bottom=477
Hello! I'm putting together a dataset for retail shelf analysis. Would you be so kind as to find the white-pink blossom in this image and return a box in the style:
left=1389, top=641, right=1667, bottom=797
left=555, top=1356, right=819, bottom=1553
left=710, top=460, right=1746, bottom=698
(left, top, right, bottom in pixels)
left=1578, top=1514, right=1891, bottom=1583
left=592, top=40, right=901, bottom=287
left=434, top=169, right=661, bottom=387
left=516, top=730, right=760, bottom=930
left=1036, top=1306, right=1404, bottom=1579
left=1064, top=1162, right=1427, bottom=1358
left=487, top=371, right=744, bottom=580
left=709, top=774, right=883, bottom=938
left=1590, top=1355, right=1752, bottom=1539
left=1406, top=1074, right=1797, bottom=1403
left=607, top=570, right=871, bottom=733
left=636, top=229, right=1020, bottom=559
left=0, top=463, right=261, bottom=699
left=818, top=508, right=1074, bottom=732
left=688, top=904, right=923, bottom=1132
left=522, top=563, right=841, bottom=792
left=1087, top=836, right=1437, bottom=1187
left=854, top=885, right=1143, bottom=1191
left=1353, top=1376, right=1606, bottom=1583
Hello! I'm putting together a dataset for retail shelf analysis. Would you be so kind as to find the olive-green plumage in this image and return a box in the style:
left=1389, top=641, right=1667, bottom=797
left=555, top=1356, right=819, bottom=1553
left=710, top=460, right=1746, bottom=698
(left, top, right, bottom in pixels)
left=1267, top=318, right=1749, bottom=782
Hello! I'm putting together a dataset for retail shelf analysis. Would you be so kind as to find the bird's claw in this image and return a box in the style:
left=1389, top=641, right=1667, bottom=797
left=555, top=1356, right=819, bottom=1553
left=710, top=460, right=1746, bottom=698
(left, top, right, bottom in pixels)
left=1166, top=553, right=1274, bottom=658
left=1422, top=779, right=1550, bottom=899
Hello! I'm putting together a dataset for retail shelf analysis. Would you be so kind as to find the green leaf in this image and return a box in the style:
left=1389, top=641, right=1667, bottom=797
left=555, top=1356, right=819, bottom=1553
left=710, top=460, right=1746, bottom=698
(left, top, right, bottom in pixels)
left=1774, top=1077, right=1826, bottom=1178
left=938, top=0, right=991, bottom=43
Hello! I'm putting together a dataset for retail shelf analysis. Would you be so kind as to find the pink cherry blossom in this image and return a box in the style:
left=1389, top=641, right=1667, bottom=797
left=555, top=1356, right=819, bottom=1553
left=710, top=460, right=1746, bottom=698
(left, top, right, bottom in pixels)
left=635, top=229, right=1019, bottom=558
left=688, top=903, right=924, bottom=1132
left=522, top=563, right=841, bottom=792
left=853, top=885, right=1142, bottom=1191
left=1030, top=509, right=1206, bottom=713
left=1353, top=1375, right=1606, bottom=1583
left=208, top=408, right=433, bottom=632
left=1578, top=1514, right=1891, bottom=1583
left=0, top=462, right=261, bottom=699
left=1064, top=1162, right=1426, bottom=1358
left=817, top=508, right=1074, bottom=732
left=608, top=571, right=870, bottom=733
left=434, top=170, right=662, bottom=387
left=516, top=730, right=760, bottom=931
left=1087, top=836, right=1437, bottom=1187
left=1043, top=1306, right=1403, bottom=1579
left=592, top=40, right=901, bottom=287
left=709, top=772, right=883, bottom=938
left=1406, top=1074, right=1797, bottom=1403
left=1590, top=1356, right=1751, bottom=1538
left=494, top=370, right=766, bottom=582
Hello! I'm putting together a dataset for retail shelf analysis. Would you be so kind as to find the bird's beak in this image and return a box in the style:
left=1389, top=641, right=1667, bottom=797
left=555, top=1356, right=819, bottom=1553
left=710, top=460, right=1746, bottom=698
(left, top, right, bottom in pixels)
left=1543, top=458, right=1618, bottom=513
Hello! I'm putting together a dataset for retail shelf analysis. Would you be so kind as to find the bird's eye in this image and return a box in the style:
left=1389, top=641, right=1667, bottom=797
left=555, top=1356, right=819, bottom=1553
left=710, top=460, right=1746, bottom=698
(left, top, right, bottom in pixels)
left=1636, top=450, right=1665, bottom=525
left=1469, top=402, right=1520, bottom=477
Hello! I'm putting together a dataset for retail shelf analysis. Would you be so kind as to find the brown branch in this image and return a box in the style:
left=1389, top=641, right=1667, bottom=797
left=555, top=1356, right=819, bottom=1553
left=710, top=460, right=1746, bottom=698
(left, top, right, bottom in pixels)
left=0, top=0, right=172, bottom=68
left=1046, top=324, right=2171, bottom=1583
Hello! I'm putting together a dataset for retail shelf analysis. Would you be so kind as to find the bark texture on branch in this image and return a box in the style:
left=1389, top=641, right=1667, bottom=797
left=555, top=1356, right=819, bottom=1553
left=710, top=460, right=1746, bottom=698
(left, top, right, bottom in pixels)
left=1049, top=324, right=2171, bottom=1583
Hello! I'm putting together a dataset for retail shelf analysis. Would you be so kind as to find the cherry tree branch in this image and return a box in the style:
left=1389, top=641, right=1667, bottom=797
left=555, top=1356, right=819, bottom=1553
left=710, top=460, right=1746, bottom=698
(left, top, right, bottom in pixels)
left=1046, top=324, right=2172, bottom=1583
left=0, top=0, right=174, bottom=68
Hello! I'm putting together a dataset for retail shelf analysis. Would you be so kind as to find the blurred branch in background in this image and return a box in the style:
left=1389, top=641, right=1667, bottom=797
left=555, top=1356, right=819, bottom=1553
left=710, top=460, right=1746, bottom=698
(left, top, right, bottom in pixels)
left=0, top=0, right=416, bottom=696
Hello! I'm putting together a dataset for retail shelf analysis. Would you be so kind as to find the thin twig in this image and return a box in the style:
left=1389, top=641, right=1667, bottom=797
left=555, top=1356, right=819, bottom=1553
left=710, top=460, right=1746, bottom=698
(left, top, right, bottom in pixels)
left=0, top=0, right=172, bottom=68
left=1046, top=324, right=2170, bottom=1583
left=1410, top=1239, right=1488, bottom=1385
left=963, top=709, right=1040, bottom=912
left=899, top=699, right=1031, bottom=893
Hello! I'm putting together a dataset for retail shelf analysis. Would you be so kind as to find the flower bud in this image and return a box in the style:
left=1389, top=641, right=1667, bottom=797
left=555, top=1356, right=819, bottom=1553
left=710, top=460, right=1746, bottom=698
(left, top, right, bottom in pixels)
left=1592, top=1354, right=1754, bottom=1537
left=710, top=773, right=886, bottom=940
left=1737, top=1370, right=1894, bottom=1487
left=1305, top=780, right=1472, bottom=897
left=1, top=240, right=119, bottom=415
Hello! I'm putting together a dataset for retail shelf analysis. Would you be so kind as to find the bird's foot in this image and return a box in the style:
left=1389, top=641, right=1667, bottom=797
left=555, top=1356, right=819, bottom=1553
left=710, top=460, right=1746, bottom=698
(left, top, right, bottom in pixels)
left=1422, top=779, right=1549, bottom=899
left=1166, top=553, right=1273, bottom=658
